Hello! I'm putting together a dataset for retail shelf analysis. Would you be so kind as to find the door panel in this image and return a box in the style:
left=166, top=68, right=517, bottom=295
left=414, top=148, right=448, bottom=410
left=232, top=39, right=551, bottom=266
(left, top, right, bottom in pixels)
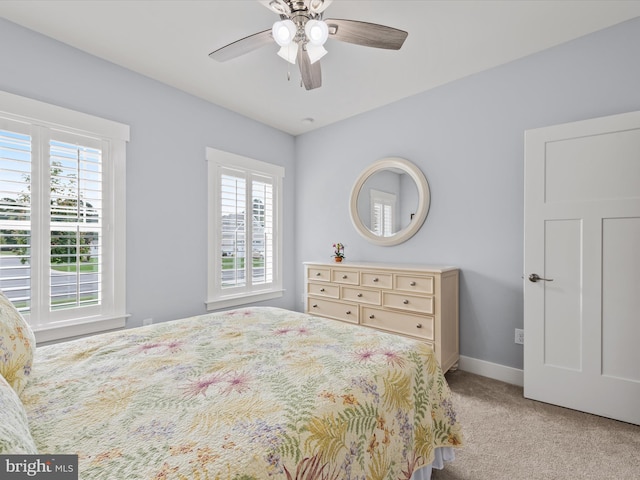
left=544, top=128, right=640, bottom=202
left=602, top=217, right=640, bottom=383
left=524, top=111, right=640, bottom=425
left=544, top=219, right=582, bottom=371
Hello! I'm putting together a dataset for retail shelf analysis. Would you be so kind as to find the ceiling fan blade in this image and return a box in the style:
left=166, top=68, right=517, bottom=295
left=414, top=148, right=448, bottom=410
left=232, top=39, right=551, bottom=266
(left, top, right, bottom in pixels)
left=209, top=29, right=273, bottom=62
left=297, top=48, right=322, bottom=90
left=325, top=19, right=408, bottom=50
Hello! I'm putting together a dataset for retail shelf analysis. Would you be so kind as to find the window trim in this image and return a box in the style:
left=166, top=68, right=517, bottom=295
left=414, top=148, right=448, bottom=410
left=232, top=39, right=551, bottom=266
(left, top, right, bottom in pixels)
left=0, top=91, right=129, bottom=342
left=206, top=147, right=284, bottom=310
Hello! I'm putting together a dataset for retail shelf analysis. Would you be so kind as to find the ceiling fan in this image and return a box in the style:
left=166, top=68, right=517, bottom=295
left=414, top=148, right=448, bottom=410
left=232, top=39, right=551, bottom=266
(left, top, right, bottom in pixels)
left=208, top=0, right=408, bottom=90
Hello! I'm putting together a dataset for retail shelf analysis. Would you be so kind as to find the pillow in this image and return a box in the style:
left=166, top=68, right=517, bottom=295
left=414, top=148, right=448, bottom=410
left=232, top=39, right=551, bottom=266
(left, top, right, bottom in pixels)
left=0, top=290, right=35, bottom=394
left=0, top=374, right=38, bottom=454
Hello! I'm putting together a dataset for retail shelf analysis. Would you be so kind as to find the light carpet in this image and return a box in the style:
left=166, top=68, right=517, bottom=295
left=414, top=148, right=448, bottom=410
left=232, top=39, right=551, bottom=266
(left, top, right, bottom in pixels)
left=433, top=370, right=640, bottom=480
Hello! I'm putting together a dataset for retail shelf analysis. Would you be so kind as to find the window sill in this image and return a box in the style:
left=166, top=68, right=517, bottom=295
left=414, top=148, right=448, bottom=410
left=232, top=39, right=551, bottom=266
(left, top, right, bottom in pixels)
left=33, top=314, right=129, bottom=345
left=206, top=289, right=284, bottom=311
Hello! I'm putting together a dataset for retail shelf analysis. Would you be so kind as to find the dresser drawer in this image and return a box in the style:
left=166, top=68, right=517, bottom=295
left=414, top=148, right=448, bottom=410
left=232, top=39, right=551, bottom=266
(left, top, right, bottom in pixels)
left=395, top=274, right=434, bottom=294
left=342, top=286, right=381, bottom=305
left=308, top=267, right=331, bottom=282
left=383, top=291, right=434, bottom=315
left=361, top=307, right=435, bottom=341
left=361, top=271, right=393, bottom=289
left=308, top=298, right=358, bottom=324
left=331, top=268, right=359, bottom=285
left=308, top=282, right=340, bottom=299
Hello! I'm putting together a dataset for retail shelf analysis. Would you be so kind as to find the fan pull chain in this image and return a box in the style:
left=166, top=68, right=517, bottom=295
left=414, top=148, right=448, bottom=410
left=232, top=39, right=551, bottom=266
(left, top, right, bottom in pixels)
left=283, top=62, right=303, bottom=88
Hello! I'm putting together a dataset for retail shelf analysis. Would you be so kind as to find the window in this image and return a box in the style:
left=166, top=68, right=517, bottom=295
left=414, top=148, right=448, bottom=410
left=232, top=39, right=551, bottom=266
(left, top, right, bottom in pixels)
left=370, top=189, right=396, bottom=237
left=206, top=148, right=284, bottom=310
left=0, top=91, right=129, bottom=342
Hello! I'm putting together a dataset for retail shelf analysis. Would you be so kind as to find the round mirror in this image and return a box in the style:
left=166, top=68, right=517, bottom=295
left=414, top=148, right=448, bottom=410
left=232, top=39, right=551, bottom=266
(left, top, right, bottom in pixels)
left=349, top=157, right=430, bottom=246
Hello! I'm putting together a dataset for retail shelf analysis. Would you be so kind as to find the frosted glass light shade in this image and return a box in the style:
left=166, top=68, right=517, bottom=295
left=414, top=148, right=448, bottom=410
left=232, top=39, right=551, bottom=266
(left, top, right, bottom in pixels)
left=272, top=20, right=296, bottom=46
left=306, top=44, right=327, bottom=64
left=277, top=43, right=298, bottom=64
left=304, top=20, right=329, bottom=46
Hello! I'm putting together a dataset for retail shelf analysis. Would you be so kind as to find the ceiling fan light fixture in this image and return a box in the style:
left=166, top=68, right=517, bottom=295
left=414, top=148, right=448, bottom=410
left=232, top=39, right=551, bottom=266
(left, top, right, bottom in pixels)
left=277, top=42, right=298, bottom=64
left=268, top=0, right=287, bottom=14
left=309, top=0, right=324, bottom=11
left=306, top=44, right=327, bottom=64
left=272, top=20, right=296, bottom=47
left=213, top=0, right=406, bottom=91
left=305, top=19, right=329, bottom=46
left=308, top=0, right=332, bottom=13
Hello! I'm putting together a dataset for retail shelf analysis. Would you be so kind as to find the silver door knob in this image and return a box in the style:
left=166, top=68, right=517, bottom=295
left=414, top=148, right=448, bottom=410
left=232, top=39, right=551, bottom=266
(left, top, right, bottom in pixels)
left=528, top=273, right=553, bottom=283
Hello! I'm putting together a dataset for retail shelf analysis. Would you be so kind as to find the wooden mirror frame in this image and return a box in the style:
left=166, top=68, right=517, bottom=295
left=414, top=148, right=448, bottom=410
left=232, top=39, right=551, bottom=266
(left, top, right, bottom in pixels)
left=349, top=157, right=430, bottom=246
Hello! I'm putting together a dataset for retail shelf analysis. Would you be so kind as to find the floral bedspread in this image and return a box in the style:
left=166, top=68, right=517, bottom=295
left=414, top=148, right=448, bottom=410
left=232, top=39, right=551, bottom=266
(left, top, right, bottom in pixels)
left=22, top=307, right=462, bottom=480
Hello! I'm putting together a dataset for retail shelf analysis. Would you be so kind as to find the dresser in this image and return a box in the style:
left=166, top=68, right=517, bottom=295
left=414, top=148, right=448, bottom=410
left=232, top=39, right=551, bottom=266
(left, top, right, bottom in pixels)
left=304, top=262, right=459, bottom=373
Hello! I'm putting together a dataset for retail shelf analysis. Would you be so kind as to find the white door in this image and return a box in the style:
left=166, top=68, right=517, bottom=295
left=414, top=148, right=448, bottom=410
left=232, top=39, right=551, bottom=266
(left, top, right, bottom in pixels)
left=524, top=111, right=640, bottom=425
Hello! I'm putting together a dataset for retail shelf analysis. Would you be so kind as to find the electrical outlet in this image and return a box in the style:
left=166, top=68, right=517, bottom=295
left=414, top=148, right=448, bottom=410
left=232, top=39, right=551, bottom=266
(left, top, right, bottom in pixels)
left=143, top=318, right=153, bottom=326
left=515, top=328, right=524, bottom=344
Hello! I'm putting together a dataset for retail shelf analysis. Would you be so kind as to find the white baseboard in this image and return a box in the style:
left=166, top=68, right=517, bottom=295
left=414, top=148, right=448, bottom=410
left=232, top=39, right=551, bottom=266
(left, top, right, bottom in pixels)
left=457, top=355, right=524, bottom=387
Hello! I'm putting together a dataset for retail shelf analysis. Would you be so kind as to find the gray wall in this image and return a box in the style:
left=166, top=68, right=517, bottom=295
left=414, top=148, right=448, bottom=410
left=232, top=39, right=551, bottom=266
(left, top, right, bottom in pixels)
left=294, top=17, right=640, bottom=370
left=0, top=18, right=297, bottom=327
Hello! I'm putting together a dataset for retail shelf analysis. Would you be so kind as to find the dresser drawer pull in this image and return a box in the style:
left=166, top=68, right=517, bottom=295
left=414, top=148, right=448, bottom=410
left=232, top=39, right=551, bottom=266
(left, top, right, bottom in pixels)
left=312, top=304, right=318, bottom=308
left=373, top=277, right=379, bottom=282
left=403, top=299, right=409, bottom=304
left=369, top=314, right=375, bottom=319
left=416, top=323, right=423, bottom=329
left=320, top=288, right=325, bottom=292
left=346, top=310, right=352, bottom=315
left=410, top=281, right=416, bottom=286
left=342, top=275, right=348, bottom=279
left=316, top=272, right=321, bottom=276
left=357, top=293, right=363, bottom=297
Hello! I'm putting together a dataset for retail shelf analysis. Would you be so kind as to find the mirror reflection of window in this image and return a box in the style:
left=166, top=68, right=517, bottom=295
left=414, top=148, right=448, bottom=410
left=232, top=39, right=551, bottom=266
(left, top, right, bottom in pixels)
left=370, top=189, right=396, bottom=236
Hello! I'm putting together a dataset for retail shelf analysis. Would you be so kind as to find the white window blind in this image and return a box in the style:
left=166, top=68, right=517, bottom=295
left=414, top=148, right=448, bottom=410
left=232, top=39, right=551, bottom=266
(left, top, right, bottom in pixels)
left=370, top=189, right=396, bottom=237
left=0, top=91, right=129, bottom=342
left=48, top=135, right=103, bottom=311
left=250, top=177, right=274, bottom=286
left=0, top=124, right=32, bottom=313
left=207, top=148, right=283, bottom=310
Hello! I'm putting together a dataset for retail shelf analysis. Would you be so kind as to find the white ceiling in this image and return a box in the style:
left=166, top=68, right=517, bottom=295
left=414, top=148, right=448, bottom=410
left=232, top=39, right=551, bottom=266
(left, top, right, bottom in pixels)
left=1, top=1, right=639, bottom=135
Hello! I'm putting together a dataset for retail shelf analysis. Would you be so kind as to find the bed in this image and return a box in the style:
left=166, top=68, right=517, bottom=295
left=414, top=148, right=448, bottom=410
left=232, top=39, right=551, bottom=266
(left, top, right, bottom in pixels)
left=1, top=301, right=462, bottom=479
